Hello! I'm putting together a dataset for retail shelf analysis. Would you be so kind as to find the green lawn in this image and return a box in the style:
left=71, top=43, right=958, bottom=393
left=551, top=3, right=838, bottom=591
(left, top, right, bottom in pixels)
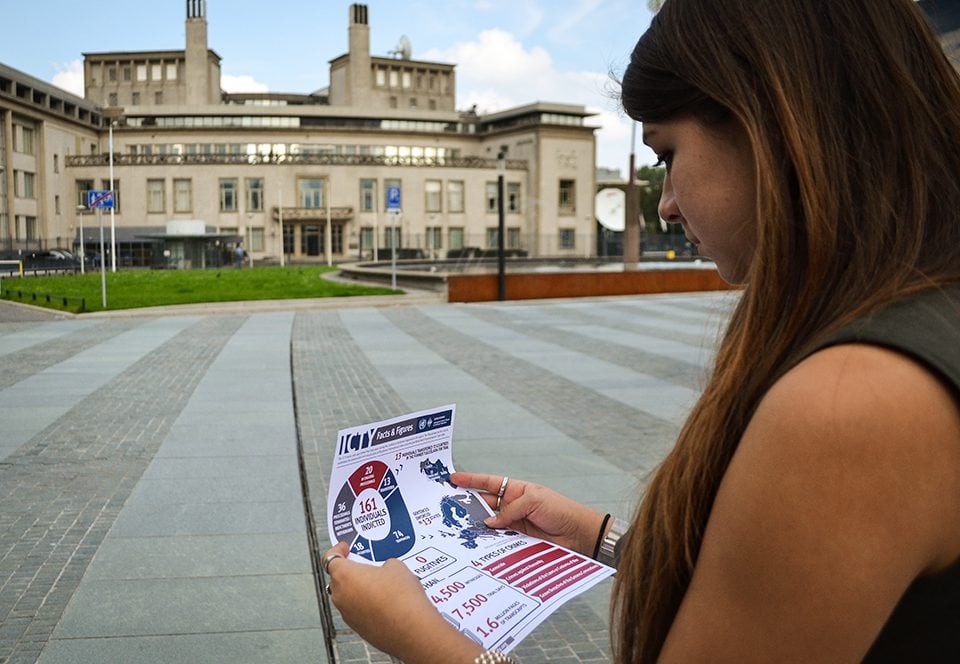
left=0, top=266, right=399, bottom=313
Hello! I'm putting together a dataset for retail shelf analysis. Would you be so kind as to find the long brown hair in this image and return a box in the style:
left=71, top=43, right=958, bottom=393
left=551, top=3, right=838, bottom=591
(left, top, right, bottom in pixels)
left=613, top=0, right=960, bottom=660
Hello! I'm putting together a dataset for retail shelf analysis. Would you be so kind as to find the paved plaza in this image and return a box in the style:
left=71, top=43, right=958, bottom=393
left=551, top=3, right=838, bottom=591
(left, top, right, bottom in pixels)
left=0, top=289, right=736, bottom=663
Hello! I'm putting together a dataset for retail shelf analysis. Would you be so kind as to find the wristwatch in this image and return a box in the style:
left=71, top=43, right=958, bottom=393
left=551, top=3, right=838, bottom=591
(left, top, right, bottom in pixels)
left=597, top=517, right=629, bottom=569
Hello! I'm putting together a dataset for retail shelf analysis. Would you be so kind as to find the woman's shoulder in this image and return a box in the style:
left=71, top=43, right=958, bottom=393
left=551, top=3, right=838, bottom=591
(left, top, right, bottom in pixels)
left=660, top=343, right=960, bottom=661
left=744, top=342, right=960, bottom=571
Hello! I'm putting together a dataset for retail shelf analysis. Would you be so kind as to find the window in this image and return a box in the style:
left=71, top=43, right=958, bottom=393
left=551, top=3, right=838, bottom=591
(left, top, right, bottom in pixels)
left=360, top=179, right=377, bottom=212
left=402, top=71, right=412, bottom=88
left=384, top=178, right=401, bottom=210
left=152, top=64, right=162, bottom=80
left=76, top=179, right=94, bottom=208
left=137, top=64, right=147, bottom=81
left=15, top=172, right=36, bottom=199
left=559, top=179, right=576, bottom=215
left=100, top=178, right=121, bottom=213
left=389, top=96, right=398, bottom=109
left=425, top=180, right=442, bottom=213
left=248, top=227, right=265, bottom=252
left=108, top=67, right=117, bottom=82
left=485, top=227, right=499, bottom=249
left=448, top=227, right=464, bottom=250
left=389, top=71, right=399, bottom=87
left=15, top=126, right=35, bottom=155
left=154, top=91, right=163, bottom=105
left=24, top=216, right=37, bottom=241
left=299, top=178, right=325, bottom=208
left=55, top=195, right=61, bottom=215
left=53, top=154, right=59, bottom=173
left=384, top=226, right=402, bottom=249
left=174, top=178, right=192, bottom=212
left=507, top=227, right=521, bottom=249
left=559, top=228, right=576, bottom=249
left=447, top=181, right=464, bottom=213
left=246, top=178, right=263, bottom=212
left=425, top=226, right=442, bottom=250
left=166, top=63, right=177, bottom=80
left=376, top=69, right=386, bottom=86
left=108, top=93, right=118, bottom=106
left=132, top=92, right=141, bottom=105
left=147, top=179, right=165, bottom=213
left=219, top=178, right=238, bottom=211
left=331, top=224, right=344, bottom=255
left=302, top=225, right=322, bottom=256
left=507, top=182, right=521, bottom=213
left=123, top=66, right=131, bottom=81
left=485, top=182, right=498, bottom=213
left=360, top=226, right=374, bottom=253
left=409, top=98, right=418, bottom=109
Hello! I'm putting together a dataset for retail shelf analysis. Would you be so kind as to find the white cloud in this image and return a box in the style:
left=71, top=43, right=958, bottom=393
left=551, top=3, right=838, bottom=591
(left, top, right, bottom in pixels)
left=423, top=31, right=644, bottom=169
left=221, top=74, right=270, bottom=93
left=51, top=60, right=84, bottom=97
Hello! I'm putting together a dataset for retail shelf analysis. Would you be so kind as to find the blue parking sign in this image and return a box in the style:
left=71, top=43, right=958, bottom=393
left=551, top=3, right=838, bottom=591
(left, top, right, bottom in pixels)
left=386, top=185, right=401, bottom=211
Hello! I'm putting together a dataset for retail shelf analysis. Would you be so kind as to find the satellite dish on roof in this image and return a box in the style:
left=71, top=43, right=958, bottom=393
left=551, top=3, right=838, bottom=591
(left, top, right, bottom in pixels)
left=391, top=35, right=412, bottom=60
left=595, top=188, right=626, bottom=232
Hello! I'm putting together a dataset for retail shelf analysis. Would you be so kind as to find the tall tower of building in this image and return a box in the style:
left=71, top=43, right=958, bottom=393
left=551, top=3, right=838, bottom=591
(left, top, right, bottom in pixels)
left=345, top=3, right=372, bottom=107
left=185, top=0, right=212, bottom=105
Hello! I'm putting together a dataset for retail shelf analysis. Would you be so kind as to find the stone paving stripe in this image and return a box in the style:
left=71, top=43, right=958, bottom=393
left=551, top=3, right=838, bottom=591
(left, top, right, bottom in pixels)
left=0, top=317, right=202, bottom=462
left=414, top=305, right=699, bottom=423
left=44, top=312, right=320, bottom=663
left=0, top=315, right=247, bottom=663
left=0, top=320, right=103, bottom=358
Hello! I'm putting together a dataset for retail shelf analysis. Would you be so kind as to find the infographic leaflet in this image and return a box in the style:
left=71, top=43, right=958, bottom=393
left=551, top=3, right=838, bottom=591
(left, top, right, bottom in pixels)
left=327, top=404, right=614, bottom=653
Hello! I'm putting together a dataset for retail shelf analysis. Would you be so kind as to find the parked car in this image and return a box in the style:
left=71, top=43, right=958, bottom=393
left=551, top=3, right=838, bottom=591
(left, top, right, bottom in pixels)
left=25, top=249, right=82, bottom=270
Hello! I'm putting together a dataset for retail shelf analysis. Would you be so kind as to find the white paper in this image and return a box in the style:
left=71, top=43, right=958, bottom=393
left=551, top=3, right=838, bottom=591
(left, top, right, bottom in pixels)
left=327, top=404, right=615, bottom=653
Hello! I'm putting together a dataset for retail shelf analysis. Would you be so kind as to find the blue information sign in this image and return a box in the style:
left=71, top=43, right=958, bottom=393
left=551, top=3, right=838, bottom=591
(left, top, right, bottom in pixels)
left=86, top=190, right=115, bottom=209
left=386, top=185, right=401, bottom=211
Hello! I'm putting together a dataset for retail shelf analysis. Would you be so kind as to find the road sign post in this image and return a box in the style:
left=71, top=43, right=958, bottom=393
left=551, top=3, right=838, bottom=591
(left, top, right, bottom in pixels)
left=386, top=185, right=401, bottom=290
left=86, top=190, right=114, bottom=308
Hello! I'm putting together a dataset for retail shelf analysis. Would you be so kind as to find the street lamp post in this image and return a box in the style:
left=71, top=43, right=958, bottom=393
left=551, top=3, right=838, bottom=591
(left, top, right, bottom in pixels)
left=109, top=121, right=117, bottom=272
left=497, top=148, right=507, bottom=301
left=75, top=206, right=86, bottom=275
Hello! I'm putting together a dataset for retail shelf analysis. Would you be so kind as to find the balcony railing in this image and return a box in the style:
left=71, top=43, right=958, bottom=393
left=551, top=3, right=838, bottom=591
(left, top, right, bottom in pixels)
left=272, top=206, right=354, bottom=222
left=66, top=153, right=527, bottom=170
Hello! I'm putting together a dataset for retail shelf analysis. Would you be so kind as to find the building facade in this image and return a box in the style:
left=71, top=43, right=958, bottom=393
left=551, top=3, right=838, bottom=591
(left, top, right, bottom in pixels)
left=1, top=1, right=598, bottom=266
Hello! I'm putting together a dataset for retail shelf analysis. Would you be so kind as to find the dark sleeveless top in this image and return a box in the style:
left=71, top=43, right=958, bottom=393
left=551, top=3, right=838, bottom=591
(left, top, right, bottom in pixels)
left=805, top=286, right=960, bottom=663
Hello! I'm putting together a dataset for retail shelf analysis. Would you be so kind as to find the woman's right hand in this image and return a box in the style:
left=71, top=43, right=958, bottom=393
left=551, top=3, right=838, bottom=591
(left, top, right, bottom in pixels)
left=450, top=471, right=608, bottom=557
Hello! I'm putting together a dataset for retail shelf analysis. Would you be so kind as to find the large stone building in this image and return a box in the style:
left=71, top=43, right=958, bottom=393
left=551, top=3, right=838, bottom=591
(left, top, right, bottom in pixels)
left=1, top=1, right=598, bottom=267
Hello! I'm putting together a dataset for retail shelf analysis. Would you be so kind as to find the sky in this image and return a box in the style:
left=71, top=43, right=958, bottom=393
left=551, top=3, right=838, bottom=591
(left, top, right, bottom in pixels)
left=0, top=0, right=659, bottom=172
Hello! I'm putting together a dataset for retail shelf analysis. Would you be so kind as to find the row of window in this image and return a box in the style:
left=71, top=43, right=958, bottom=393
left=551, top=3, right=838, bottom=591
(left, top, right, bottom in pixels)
left=373, top=66, right=451, bottom=94
left=72, top=177, right=575, bottom=217
left=126, top=143, right=459, bottom=160
left=124, top=116, right=458, bottom=132
left=91, top=61, right=179, bottom=85
left=108, top=91, right=165, bottom=107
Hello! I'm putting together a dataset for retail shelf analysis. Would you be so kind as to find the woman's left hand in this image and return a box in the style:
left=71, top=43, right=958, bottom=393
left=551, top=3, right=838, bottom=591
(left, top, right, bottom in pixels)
left=322, top=541, right=484, bottom=663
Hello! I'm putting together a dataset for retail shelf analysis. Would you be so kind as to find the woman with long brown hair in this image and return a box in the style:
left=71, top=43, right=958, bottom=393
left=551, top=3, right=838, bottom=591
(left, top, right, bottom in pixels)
left=323, top=0, right=960, bottom=661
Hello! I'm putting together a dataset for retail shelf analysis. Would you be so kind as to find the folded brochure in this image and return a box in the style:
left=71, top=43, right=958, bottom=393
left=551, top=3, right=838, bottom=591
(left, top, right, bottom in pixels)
left=327, top=404, right=614, bottom=653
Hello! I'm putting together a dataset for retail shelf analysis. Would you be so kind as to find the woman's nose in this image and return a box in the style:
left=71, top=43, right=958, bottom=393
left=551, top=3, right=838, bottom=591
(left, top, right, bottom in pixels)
left=658, top=176, right=681, bottom=224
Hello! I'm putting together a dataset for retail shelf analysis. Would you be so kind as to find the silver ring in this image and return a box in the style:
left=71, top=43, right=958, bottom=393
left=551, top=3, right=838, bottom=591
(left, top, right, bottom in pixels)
left=322, top=552, right=344, bottom=575
left=325, top=583, right=331, bottom=595
left=496, top=476, right=509, bottom=511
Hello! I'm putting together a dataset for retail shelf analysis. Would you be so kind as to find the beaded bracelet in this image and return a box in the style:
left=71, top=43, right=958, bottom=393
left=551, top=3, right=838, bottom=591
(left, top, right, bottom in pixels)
left=473, top=649, right=517, bottom=663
